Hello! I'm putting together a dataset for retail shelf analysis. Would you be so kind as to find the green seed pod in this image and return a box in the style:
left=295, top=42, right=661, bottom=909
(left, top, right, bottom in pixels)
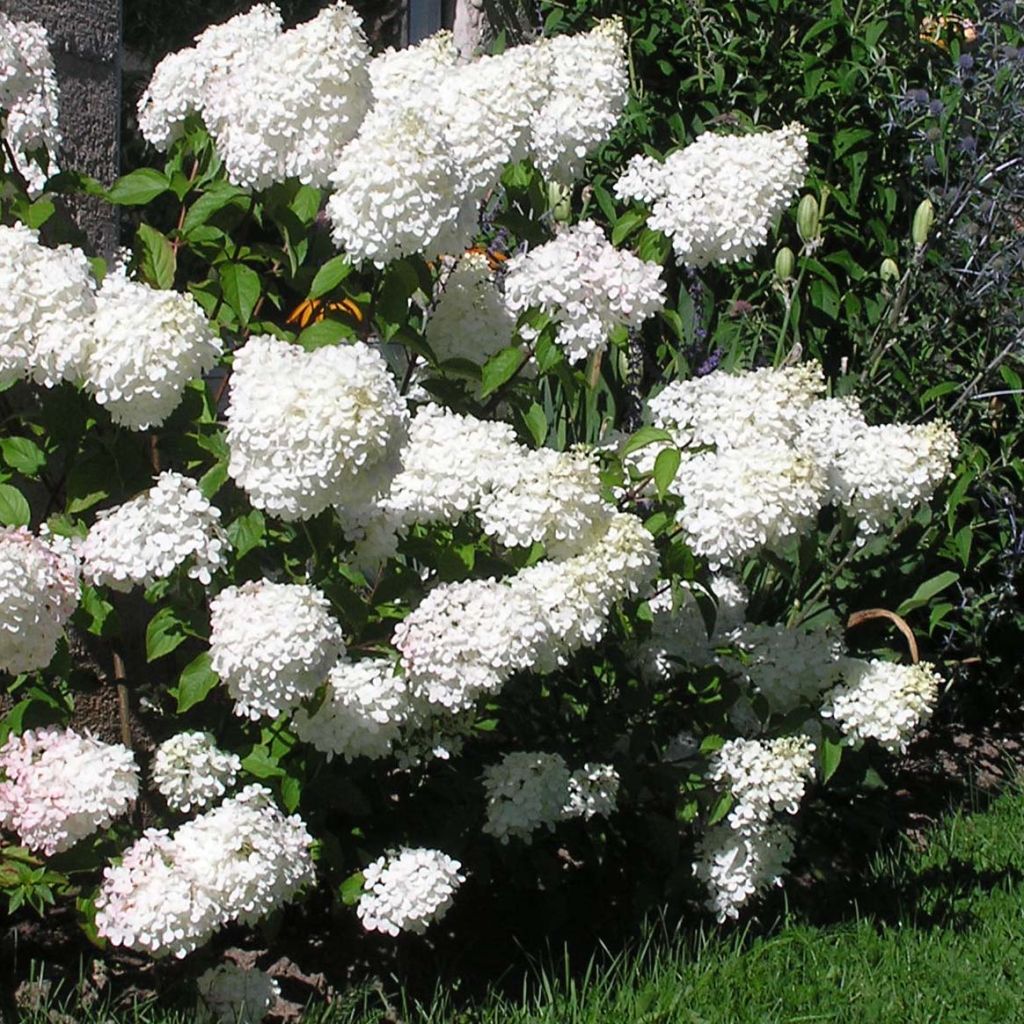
left=911, top=198, right=935, bottom=247
left=774, top=246, right=796, bottom=281
left=796, top=194, right=820, bottom=242
left=547, top=182, right=572, bottom=224
left=879, top=257, right=900, bottom=282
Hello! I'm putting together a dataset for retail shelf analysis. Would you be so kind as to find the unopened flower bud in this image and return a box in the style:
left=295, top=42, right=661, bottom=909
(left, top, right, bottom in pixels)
left=774, top=246, right=795, bottom=281
left=879, top=257, right=900, bottom=282
left=911, top=199, right=935, bottom=247
left=796, top=194, right=820, bottom=242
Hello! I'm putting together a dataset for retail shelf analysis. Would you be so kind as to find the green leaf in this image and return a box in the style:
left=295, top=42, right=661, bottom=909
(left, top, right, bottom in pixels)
left=136, top=223, right=176, bottom=289
left=145, top=606, right=188, bottom=662
left=611, top=209, right=646, bottom=246
left=820, top=736, right=843, bottom=783
left=621, top=426, right=674, bottom=457
left=896, top=571, right=960, bottom=617
left=219, top=263, right=261, bottom=326
left=0, top=437, right=45, bottom=477
left=241, top=745, right=285, bottom=779
left=653, top=447, right=681, bottom=499
left=279, top=774, right=301, bottom=813
left=0, top=484, right=30, bottom=527
left=707, top=792, right=733, bottom=826
left=182, top=182, right=249, bottom=234
left=308, top=256, right=353, bottom=299
left=522, top=403, right=548, bottom=447
left=297, top=318, right=353, bottom=351
left=176, top=651, right=219, bottom=712
left=338, top=871, right=365, bottom=906
left=227, top=508, right=266, bottom=558
left=107, top=168, right=170, bottom=206
left=480, top=346, right=526, bottom=398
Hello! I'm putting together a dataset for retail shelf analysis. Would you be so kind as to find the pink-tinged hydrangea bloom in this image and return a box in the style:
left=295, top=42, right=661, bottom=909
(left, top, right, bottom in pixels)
left=0, top=727, right=139, bottom=855
left=0, top=526, right=79, bottom=675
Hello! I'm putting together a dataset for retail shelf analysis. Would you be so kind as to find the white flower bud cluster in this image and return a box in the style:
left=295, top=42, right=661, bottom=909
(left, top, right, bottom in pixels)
left=395, top=513, right=657, bottom=713
left=638, top=575, right=748, bottom=683
left=0, top=727, right=138, bottom=856
left=96, top=784, right=315, bottom=958
left=78, top=472, right=228, bottom=591
left=82, top=272, right=223, bottom=430
left=225, top=335, right=408, bottom=521
left=693, top=822, right=794, bottom=921
left=821, top=659, right=941, bottom=753
left=0, top=223, right=96, bottom=388
left=291, top=657, right=414, bottom=762
left=0, top=526, right=79, bottom=675
left=209, top=580, right=345, bottom=720
left=197, top=963, right=280, bottom=1024
left=0, top=14, right=60, bottom=194
left=482, top=752, right=621, bottom=843
left=707, top=735, right=816, bottom=833
left=424, top=252, right=517, bottom=369
left=151, top=731, right=240, bottom=813
left=720, top=623, right=845, bottom=716
left=138, top=4, right=282, bottom=150
left=357, top=847, right=465, bottom=936
left=614, top=124, right=808, bottom=267
left=203, top=3, right=371, bottom=190
left=503, top=220, right=666, bottom=363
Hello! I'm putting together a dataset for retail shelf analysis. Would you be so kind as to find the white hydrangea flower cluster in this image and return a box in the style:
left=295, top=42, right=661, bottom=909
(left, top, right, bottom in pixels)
left=614, top=124, right=808, bottom=267
left=0, top=727, right=139, bottom=856
left=291, top=657, right=414, bottom=762
left=720, top=623, right=845, bottom=716
left=82, top=272, right=223, bottom=430
left=503, top=220, right=666, bottom=362
left=151, top=732, right=241, bottom=813
left=96, top=785, right=315, bottom=958
left=0, top=526, right=79, bottom=675
left=0, top=14, right=60, bottom=194
left=137, top=4, right=283, bottom=150
left=0, top=223, right=96, bottom=388
left=821, top=659, right=941, bottom=753
left=395, top=513, right=658, bottom=713
left=209, top=580, right=345, bottom=720
left=203, top=3, right=371, bottom=190
left=78, top=472, right=227, bottom=591
left=638, top=575, right=748, bottom=683
left=197, top=963, right=279, bottom=1024
left=693, top=822, right=795, bottom=921
left=482, top=752, right=621, bottom=842
left=225, top=335, right=408, bottom=521
left=140, top=3, right=370, bottom=189
left=357, top=847, right=465, bottom=936
left=424, top=252, right=517, bottom=368
left=328, top=19, right=627, bottom=263
left=707, top=736, right=816, bottom=833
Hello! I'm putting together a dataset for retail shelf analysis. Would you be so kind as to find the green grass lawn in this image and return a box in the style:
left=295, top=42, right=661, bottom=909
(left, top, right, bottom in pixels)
left=19, top=786, right=1024, bottom=1024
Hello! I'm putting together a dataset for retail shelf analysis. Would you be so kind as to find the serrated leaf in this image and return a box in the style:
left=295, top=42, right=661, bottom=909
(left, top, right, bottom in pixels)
left=145, top=606, right=187, bottom=662
left=308, top=256, right=353, bottom=299
left=176, top=651, right=219, bottom=712
left=522, top=403, right=548, bottom=447
left=653, top=447, right=681, bottom=498
left=896, top=571, right=960, bottom=616
left=107, top=168, right=170, bottom=206
left=136, top=223, right=176, bottom=289
left=481, top=346, right=526, bottom=397
left=338, top=871, right=365, bottom=906
left=0, top=484, right=30, bottom=527
left=621, top=425, right=674, bottom=457
left=219, top=262, right=261, bottom=326
left=0, top=437, right=45, bottom=477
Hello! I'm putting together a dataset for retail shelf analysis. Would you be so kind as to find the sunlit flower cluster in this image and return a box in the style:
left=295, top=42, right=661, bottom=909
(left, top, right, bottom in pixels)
left=0, top=727, right=138, bottom=855
left=504, top=220, right=666, bottom=362
left=96, top=785, right=314, bottom=958
left=225, top=335, right=408, bottom=521
left=0, top=526, right=79, bottom=675
left=78, top=472, right=228, bottom=591
left=151, top=732, right=240, bottom=813
left=357, top=847, right=465, bottom=936
left=209, top=580, right=345, bottom=720
left=614, top=124, right=808, bottom=267
left=0, top=14, right=60, bottom=193
left=821, top=659, right=941, bottom=753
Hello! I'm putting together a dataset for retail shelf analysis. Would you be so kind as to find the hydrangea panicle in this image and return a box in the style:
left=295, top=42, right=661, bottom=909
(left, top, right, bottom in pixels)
left=357, top=847, right=465, bottom=935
